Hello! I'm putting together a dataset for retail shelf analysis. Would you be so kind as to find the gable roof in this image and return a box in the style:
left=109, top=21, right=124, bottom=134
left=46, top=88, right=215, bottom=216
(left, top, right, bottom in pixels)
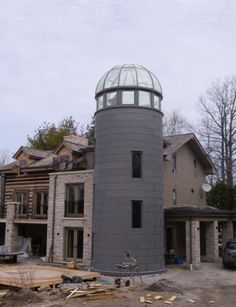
left=12, top=146, right=53, bottom=160
left=163, top=133, right=215, bottom=175
left=54, top=135, right=88, bottom=155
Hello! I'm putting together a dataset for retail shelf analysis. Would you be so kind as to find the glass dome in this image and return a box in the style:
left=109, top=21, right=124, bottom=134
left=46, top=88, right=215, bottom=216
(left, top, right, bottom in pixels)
left=95, top=64, right=162, bottom=96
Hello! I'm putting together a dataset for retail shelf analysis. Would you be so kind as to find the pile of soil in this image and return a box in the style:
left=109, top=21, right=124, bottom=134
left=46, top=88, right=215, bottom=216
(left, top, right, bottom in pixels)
left=145, top=279, right=184, bottom=294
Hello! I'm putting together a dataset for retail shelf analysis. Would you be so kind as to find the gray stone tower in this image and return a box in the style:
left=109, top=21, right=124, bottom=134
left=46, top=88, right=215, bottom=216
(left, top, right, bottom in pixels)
left=92, top=64, right=164, bottom=275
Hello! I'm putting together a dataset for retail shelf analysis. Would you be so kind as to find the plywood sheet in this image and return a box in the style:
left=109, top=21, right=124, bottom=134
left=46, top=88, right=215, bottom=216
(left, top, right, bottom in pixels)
left=0, top=264, right=100, bottom=288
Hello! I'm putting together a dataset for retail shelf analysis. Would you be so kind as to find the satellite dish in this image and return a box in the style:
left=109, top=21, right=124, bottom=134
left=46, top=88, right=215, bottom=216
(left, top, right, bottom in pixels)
left=202, top=183, right=212, bottom=192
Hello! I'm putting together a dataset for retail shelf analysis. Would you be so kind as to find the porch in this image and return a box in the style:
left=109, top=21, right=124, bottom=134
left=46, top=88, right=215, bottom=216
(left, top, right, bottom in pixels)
left=165, top=207, right=236, bottom=269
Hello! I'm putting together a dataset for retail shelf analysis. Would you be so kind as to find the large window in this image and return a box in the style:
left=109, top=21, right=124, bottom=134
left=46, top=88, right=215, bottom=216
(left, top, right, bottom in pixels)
left=122, top=91, right=135, bottom=105
left=132, top=151, right=142, bottom=178
left=132, top=200, right=142, bottom=228
left=106, top=92, right=117, bottom=107
left=34, top=191, right=48, bottom=218
left=15, top=191, right=28, bottom=217
left=139, top=91, right=151, bottom=107
left=65, top=183, right=84, bottom=217
left=65, top=228, right=83, bottom=260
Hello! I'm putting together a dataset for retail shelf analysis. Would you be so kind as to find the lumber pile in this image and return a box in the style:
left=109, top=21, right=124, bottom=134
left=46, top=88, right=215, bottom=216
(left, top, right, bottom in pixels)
left=139, top=293, right=177, bottom=304
left=64, top=283, right=120, bottom=300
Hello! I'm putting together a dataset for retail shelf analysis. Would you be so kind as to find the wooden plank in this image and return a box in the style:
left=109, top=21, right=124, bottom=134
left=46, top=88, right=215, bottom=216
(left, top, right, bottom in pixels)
left=0, top=265, right=100, bottom=289
left=168, top=295, right=177, bottom=302
left=0, top=290, right=9, bottom=298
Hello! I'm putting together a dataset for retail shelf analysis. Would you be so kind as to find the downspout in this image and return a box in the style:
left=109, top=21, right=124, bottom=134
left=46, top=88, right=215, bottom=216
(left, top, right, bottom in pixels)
left=189, top=217, right=193, bottom=271
left=50, top=174, right=57, bottom=262
left=0, top=173, right=5, bottom=218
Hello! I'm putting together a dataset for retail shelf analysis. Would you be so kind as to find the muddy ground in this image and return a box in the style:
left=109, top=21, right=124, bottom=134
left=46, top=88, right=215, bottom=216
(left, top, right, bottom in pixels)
left=1, top=261, right=236, bottom=307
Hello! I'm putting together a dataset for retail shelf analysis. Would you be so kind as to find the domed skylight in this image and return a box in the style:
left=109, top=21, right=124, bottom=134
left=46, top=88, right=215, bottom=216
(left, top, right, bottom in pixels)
left=95, top=64, right=162, bottom=96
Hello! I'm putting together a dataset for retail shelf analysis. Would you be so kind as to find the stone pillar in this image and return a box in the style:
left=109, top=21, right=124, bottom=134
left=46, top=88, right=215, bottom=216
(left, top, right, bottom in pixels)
left=222, top=220, right=233, bottom=246
left=46, top=174, right=56, bottom=261
left=205, top=221, right=219, bottom=262
left=185, top=220, right=200, bottom=269
left=4, top=202, right=18, bottom=251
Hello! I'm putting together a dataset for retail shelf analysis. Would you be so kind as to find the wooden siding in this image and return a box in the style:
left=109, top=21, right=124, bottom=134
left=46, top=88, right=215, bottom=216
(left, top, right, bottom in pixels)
left=164, top=143, right=207, bottom=208
left=3, top=171, right=49, bottom=219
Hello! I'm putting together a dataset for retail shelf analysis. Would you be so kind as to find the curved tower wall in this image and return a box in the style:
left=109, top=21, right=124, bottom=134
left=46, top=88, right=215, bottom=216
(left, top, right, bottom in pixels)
left=92, top=106, right=164, bottom=275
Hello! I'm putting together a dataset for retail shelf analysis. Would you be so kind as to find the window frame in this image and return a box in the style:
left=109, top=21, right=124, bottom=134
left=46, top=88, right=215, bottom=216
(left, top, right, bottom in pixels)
left=132, top=151, right=142, bottom=178
left=122, top=90, right=135, bottom=105
left=65, top=183, right=85, bottom=218
left=172, top=154, right=177, bottom=173
left=138, top=90, right=151, bottom=107
left=106, top=91, right=118, bottom=107
left=173, top=189, right=177, bottom=206
left=64, top=227, right=84, bottom=261
left=33, top=190, right=48, bottom=218
left=15, top=191, right=28, bottom=217
left=132, top=200, right=142, bottom=229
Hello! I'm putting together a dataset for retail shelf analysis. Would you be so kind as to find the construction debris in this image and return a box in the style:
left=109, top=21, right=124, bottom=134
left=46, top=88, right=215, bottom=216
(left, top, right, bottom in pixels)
left=64, top=283, right=120, bottom=299
left=164, top=300, right=173, bottom=304
left=138, top=292, right=178, bottom=304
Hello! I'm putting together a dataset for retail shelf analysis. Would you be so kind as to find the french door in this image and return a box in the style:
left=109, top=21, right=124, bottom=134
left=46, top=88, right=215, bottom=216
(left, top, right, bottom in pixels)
left=65, top=228, right=83, bottom=260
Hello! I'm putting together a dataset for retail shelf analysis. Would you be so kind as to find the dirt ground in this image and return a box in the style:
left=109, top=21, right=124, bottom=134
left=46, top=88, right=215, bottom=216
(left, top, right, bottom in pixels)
left=1, top=260, right=236, bottom=307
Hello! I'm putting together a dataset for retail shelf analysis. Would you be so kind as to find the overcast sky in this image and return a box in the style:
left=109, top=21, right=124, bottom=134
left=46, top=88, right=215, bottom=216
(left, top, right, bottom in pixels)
left=0, top=0, right=236, bottom=156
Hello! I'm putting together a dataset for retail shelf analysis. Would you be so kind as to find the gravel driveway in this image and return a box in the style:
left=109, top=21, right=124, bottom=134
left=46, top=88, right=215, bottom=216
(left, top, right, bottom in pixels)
left=3, top=260, right=236, bottom=306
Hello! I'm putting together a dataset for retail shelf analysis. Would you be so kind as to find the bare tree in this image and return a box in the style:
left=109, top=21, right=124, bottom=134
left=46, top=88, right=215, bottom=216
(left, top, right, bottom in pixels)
left=198, top=76, right=236, bottom=185
left=0, top=148, right=10, bottom=166
left=163, top=110, right=193, bottom=136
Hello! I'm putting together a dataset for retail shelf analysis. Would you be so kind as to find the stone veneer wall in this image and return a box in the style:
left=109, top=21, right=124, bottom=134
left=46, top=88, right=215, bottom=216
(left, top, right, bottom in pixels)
left=4, top=203, right=18, bottom=250
left=185, top=220, right=201, bottom=269
left=47, top=170, right=93, bottom=267
left=205, top=221, right=219, bottom=262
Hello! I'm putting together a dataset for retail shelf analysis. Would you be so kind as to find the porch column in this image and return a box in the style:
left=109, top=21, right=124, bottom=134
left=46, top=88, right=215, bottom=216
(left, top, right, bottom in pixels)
left=185, top=220, right=200, bottom=269
left=222, top=220, right=233, bottom=245
left=205, top=221, right=219, bottom=262
left=4, top=202, right=18, bottom=251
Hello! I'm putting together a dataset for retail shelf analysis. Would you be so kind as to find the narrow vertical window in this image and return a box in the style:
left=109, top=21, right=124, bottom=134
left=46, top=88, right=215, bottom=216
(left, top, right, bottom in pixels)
left=132, top=151, right=142, bottom=178
left=132, top=200, right=142, bottom=228
left=194, top=159, right=197, bottom=176
left=172, top=154, right=177, bottom=172
left=173, top=189, right=177, bottom=206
